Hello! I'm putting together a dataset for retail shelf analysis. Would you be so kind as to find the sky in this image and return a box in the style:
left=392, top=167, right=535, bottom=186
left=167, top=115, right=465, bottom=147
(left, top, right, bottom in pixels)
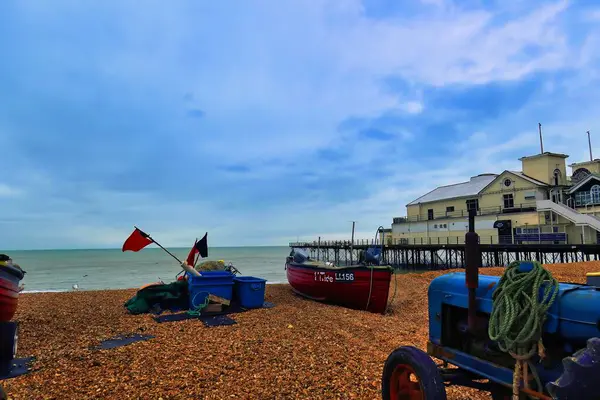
left=1, top=0, right=599, bottom=250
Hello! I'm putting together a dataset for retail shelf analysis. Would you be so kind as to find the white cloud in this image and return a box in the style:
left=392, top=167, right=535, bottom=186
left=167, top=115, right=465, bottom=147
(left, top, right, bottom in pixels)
left=0, top=184, right=22, bottom=198
left=402, top=101, right=425, bottom=114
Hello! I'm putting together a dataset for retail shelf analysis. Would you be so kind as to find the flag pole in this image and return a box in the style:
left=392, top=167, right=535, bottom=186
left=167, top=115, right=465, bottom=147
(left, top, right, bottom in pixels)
left=134, top=226, right=183, bottom=264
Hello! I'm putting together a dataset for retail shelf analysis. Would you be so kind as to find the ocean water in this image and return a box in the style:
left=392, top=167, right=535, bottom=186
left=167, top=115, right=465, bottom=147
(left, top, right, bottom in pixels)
left=3, top=246, right=291, bottom=293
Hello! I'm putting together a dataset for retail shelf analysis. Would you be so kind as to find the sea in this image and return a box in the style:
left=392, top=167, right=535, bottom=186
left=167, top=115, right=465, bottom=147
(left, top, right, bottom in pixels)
left=4, top=246, right=292, bottom=293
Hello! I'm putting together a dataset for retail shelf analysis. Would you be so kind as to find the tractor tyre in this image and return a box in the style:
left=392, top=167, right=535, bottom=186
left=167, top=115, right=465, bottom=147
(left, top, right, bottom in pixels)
left=381, top=345, right=447, bottom=400
left=546, top=337, right=600, bottom=400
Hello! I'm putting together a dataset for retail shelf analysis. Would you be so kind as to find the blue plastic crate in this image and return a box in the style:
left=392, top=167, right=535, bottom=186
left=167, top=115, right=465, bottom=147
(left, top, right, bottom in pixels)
left=233, top=276, right=267, bottom=309
left=187, top=271, right=235, bottom=310
left=187, top=270, right=235, bottom=285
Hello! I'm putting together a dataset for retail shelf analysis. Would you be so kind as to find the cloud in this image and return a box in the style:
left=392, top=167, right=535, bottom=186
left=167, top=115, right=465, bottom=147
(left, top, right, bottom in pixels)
left=0, top=0, right=598, bottom=249
left=0, top=184, right=22, bottom=198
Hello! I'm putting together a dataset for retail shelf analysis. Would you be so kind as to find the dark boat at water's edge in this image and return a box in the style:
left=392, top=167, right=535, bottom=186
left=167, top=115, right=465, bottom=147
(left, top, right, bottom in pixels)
left=285, top=248, right=393, bottom=314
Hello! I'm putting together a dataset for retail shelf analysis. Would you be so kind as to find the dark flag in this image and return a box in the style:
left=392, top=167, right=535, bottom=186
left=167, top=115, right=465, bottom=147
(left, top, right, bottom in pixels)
left=122, top=228, right=153, bottom=252
left=186, top=232, right=208, bottom=264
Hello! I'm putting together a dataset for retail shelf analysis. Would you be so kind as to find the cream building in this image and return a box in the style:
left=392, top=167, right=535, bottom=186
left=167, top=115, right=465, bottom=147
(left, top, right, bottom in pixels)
left=392, top=151, right=600, bottom=245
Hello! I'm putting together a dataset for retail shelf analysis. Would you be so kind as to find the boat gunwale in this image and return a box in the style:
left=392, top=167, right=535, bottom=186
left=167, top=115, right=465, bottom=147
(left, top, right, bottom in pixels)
left=286, top=261, right=393, bottom=273
left=0, top=264, right=25, bottom=281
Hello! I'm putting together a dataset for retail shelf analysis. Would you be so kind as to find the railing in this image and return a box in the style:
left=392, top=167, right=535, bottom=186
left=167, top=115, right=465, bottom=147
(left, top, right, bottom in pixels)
left=290, top=233, right=569, bottom=247
left=393, top=202, right=537, bottom=223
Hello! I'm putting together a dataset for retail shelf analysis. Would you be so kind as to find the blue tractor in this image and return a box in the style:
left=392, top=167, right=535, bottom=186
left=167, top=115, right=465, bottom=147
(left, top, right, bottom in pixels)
left=382, top=210, right=600, bottom=399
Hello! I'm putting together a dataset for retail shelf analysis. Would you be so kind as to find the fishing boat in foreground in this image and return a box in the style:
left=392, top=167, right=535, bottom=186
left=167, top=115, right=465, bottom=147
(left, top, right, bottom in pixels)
left=0, top=256, right=25, bottom=322
left=285, top=247, right=393, bottom=314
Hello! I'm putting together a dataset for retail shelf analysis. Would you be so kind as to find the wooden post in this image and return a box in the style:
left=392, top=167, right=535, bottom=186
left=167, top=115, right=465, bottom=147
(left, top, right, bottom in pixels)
left=350, top=221, right=355, bottom=266
left=317, top=236, right=321, bottom=261
left=538, top=212, right=542, bottom=243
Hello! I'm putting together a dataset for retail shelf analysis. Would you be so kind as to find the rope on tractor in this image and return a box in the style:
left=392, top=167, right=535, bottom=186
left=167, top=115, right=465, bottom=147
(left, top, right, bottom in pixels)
left=488, top=260, right=559, bottom=399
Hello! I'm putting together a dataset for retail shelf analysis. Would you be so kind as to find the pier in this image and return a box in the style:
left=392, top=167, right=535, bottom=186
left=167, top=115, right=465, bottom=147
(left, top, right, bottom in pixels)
left=288, top=240, right=600, bottom=270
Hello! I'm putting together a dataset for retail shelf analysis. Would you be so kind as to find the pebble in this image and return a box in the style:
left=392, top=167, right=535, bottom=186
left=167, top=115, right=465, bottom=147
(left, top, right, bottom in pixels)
left=3, top=261, right=596, bottom=399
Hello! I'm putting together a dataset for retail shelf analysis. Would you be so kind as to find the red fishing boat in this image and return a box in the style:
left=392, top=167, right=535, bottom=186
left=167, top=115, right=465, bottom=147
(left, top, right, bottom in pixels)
left=285, top=247, right=394, bottom=314
left=0, top=256, right=24, bottom=322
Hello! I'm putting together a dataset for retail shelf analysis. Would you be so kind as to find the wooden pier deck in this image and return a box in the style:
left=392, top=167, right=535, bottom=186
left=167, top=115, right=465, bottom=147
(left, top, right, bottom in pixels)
left=289, top=240, right=600, bottom=270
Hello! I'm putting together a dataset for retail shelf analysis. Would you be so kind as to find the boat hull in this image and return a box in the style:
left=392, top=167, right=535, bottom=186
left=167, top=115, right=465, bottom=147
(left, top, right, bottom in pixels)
left=0, top=266, right=24, bottom=323
left=285, top=261, right=393, bottom=314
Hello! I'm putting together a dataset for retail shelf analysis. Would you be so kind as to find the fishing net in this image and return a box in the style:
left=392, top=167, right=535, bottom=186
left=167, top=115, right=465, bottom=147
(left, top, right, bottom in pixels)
left=195, top=260, right=226, bottom=272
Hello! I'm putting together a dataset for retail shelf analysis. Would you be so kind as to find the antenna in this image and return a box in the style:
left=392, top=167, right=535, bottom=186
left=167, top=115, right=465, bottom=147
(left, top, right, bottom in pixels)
left=538, top=123, right=544, bottom=154
left=588, top=130, right=593, bottom=161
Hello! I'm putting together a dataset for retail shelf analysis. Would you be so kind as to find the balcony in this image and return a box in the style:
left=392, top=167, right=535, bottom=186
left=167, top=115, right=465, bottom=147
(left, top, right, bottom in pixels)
left=393, top=202, right=537, bottom=223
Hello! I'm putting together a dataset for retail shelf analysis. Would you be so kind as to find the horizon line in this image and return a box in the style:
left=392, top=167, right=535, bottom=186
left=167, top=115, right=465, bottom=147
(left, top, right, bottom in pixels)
left=1, top=244, right=292, bottom=252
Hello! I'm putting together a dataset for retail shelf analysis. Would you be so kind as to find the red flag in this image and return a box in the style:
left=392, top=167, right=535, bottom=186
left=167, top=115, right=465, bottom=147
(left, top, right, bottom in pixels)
left=186, top=238, right=198, bottom=266
left=122, top=228, right=153, bottom=252
left=186, top=233, right=208, bottom=264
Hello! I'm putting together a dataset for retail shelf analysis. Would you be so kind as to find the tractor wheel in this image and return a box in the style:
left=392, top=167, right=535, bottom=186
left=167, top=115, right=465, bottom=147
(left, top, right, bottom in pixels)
left=381, top=346, right=447, bottom=400
left=546, top=337, right=600, bottom=400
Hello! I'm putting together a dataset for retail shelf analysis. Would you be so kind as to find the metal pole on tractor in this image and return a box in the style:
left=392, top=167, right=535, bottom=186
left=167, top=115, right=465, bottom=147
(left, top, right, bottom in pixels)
left=465, top=209, right=480, bottom=333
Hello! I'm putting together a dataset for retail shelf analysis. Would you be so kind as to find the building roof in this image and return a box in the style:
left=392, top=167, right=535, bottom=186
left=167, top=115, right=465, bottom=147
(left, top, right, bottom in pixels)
left=507, top=171, right=548, bottom=186
left=569, top=159, right=600, bottom=167
left=406, top=174, right=498, bottom=206
left=567, top=173, right=600, bottom=194
left=518, top=152, right=569, bottom=161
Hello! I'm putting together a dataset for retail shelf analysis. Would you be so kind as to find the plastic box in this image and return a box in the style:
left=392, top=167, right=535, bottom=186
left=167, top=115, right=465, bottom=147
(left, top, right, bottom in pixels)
left=187, top=271, right=235, bottom=310
left=587, top=272, right=600, bottom=287
left=233, top=276, right=267, bottom=309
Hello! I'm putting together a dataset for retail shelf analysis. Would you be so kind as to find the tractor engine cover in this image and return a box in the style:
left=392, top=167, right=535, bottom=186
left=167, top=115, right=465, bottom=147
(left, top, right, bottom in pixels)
left=428, top=272, right=600, bottom=344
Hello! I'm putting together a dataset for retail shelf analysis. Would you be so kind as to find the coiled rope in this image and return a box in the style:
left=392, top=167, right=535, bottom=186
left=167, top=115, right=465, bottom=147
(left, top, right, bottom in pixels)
left=187, top=291, right=210, bottom=316
left=488, top=260, right=559, bottom=399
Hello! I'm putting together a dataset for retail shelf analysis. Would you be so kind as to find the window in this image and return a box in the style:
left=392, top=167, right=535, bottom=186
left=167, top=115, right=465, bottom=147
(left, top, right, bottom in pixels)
left=503, top=178, right=512, bottom=187
left=427, top=209, right=434, bottom=220
left=575, top=191, right=591, bottom=206
left=466, top=199, right=479, bottom=212
left=573, top=168, right=591, bottom=183
left=503, top=194, right=514, bottom=209
left=446, top=206, right=455, bottom=213
left=524, top=191, right=536, bottom=200
left=553, top=169, right=561, bottom=186
left=592, top=185, right=600, bottom=204
left=434, top=224, right=438, bottom=228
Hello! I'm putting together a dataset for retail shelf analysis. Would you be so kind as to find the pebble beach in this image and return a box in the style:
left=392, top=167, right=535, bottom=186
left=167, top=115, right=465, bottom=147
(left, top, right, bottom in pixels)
left=4, top=261, right=599, bottom=400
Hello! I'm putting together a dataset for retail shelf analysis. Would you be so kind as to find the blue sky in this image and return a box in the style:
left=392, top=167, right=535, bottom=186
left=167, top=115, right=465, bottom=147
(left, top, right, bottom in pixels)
left=1, top=0, right=599, bottom=249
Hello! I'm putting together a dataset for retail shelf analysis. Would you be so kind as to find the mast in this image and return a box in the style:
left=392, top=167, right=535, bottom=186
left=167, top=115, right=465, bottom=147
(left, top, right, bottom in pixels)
left=588, top=130, right=593, bottom=161
left=538, top=123, right=544, bottom=154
